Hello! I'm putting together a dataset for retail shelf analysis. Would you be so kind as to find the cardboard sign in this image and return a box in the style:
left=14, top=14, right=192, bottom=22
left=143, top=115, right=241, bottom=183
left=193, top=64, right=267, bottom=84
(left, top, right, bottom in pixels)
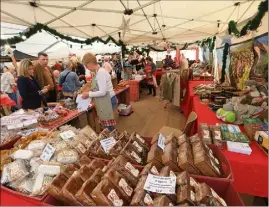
left=143, top=173, right=176, bottom=194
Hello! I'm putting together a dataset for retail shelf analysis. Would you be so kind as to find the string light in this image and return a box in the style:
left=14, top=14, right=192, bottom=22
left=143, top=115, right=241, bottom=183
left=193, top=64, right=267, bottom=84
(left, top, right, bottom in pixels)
left=22, top=35, right=26, bottom=40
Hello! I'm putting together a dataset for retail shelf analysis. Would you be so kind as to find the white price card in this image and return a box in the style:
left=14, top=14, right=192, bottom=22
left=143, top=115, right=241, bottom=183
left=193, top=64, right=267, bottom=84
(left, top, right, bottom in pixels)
left=23, top=119, right=37, bottom=127
left=7, top=122, right=24, bottom=130
left=143, top=173, right=176, bottom=194
left=100, top=137, right=116, bottom=153
left=60, top=130, right=76, bottom=140
left=157, top=134, right=165, bottom=151
left=40, top=143, right=56, bottom=161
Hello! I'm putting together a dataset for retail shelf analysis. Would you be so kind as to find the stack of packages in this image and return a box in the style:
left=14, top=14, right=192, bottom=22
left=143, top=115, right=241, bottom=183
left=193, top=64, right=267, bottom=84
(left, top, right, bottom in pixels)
left=200, top=123, right=223, bottom=148
left=147, top=132, right=222, bottom=178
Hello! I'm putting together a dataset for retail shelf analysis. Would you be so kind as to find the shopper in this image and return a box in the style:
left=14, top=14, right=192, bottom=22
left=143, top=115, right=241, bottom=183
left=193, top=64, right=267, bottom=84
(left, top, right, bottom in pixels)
left=112, top=55, right=122, bottom=83
left=17, top=59, right=49, bottom=110
left=1, top=65, right=17, bottom=105
left=144, top=56, right=157, bottom=96
left=180, top=54, right=189, bottom=70
left=70, top=57, right=86, bottom=82
left=59, top=61, right=84, bottom=98
left=35, top=52, right=57, bottom=102
left=103, top=56, right=113, bottom=73
left=81, top=52, right=117, bottom=131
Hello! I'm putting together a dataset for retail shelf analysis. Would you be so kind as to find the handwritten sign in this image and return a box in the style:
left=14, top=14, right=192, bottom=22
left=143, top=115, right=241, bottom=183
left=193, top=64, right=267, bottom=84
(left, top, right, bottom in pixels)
left=100, top=137, right=116, bottom=153
left=143, top=173, right=176, bottom=194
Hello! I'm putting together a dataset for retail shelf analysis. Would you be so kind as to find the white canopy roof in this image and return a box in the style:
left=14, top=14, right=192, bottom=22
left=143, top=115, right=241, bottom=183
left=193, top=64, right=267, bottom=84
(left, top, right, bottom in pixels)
left=1, top=0, right=263, bottom=45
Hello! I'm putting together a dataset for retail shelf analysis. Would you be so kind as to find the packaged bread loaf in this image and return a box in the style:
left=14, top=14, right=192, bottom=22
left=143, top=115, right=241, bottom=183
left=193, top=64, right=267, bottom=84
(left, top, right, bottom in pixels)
left=48, top=173, right=69, bottom=202
left=176, top=184, right=196, bottom=205
left=140, top=162, right=163, bottom=176
left=91, top=178, right=128, bottom=206
left=200, top=123, right=212, bottom=144
left=147, top=143, right=163, bottom=164
left=121, top=141, right=145, bottom=165
left=153, top=195, right=175, bottom=206
left=178, top=134, right=188, bottom=146
left=162, top=141, right=181, bottom=172
left=130, top=190, right=154, bottom=206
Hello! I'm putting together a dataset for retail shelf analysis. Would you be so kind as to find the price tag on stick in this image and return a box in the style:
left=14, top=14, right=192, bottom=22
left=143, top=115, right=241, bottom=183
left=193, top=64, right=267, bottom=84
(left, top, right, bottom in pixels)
left=100, top=137, right=116, bottom=153
left=157, top=134, right=165, bottom=151
left=143, top=173, right=176, bottom=194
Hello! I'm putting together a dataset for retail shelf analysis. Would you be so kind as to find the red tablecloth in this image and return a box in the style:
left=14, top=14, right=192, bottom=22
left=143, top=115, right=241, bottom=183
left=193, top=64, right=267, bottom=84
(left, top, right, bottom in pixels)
left=182, top=81, right=268, bottom=197
left=0, top=96, right=16, bottom=107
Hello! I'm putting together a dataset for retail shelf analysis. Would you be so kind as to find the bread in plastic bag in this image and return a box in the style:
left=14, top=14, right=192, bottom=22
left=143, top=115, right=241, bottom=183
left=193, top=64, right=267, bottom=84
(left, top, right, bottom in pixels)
left=10, top=149, right=34, bottom=160
left=26, top=140, right=46, bottom=151
left=31, top=173, right=54, bottom=196
left=56, top=149, right=79, bottom=164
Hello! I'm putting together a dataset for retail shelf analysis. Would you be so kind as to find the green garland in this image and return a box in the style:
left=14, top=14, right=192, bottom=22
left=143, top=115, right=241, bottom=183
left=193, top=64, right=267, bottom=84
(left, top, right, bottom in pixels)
left=0, top=23, right=124, bottom=46
left=220, top=43, right=230, bottom=83
left=228, top=0, right=268, bottom=37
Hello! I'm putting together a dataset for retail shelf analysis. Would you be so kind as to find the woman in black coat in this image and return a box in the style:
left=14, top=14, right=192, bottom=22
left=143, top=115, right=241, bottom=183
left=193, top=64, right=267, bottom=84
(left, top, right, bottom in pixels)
left=17, top=59, right=49, bottom=110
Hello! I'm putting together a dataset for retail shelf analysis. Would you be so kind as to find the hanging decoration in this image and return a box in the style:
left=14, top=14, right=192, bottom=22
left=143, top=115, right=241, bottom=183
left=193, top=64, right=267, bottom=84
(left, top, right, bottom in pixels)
left=119, top=16, right=131, bottom=39
left=0, top=23, right=124, bottom=46
left=228, top=0, right=268, bottom=37
left=220, top=42, right=230, bottom=83
left=219, top=34, right=232, bottom=46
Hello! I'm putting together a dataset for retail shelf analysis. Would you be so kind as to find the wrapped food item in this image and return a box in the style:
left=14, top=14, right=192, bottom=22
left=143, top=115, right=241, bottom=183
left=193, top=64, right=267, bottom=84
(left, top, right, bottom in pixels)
left=79, top=125, right=98, bottom=141
left=109, top=129, right=120, bottom=140
left=196, top=183, right=227, bottom=206
left=176, top=184, right=196, bottom=205
left=32, top=173, right=54, bottom=196
left=66, top=139, right=87, bottom=155
left=78, top=155, right=92, bottom=167
left=147, top=143, right=163, bottom=164
left=133, top=133, right=150, bottom=151
left=26, top=140, right=46, bottom=151
left=130, top=190, right=154, bottom=206
left=104, top=169, right=134, bottom=202
left=159, top=166, right=178, bottom=177
left=193, top=152, right=220, bottom=177
left=87, top=159, right=106, bottom=171
left=56, top=149, right=79, bottom=164
left=29, top=157, right=43, bottom=173
left=62, top=172, right=83, bottom=206
left=88, top=140, right=102, bottom=157
left=17, top=177, right=34, bottom=194
left=109, top=155, right=140, bottom=186
left=77, top=164, right=95, bottom=181
left=140, top=162, right=163, bottom=176
left=176, top=171, right=199, bottom=191
left=48, top=173, right=69, bottom=202
left=189, top=134, right=201, bottom=145
left=51, top=140, right=69, bottom=152
left=59, top=125, right=79, bottom=135
left=91, top=178, right=128, bottom=206
left=99, top=128, right=111, bottom=139
left=178, top=134, right=188, bottom=146
left=162, top=142, right=181, bottom=172
left=211, top=125, right=223, bottom=148
left=37, top=164, right=61, bottom=176
left=74, top=134, right=92, bottom=150
left=1, top=160, right=29, bottom=184
left=121, top=141, right=145, bottom=165
left=178, top=144, right=201, bottom=175
left=153, top=195, right=175, bottom=206
left=75, top=169, right=104, bottom=206
left=10, top=149, right=34, bottom=160
left=134, top=176, right=147, bottom=193
left=200, top=123, right=212, bottom=144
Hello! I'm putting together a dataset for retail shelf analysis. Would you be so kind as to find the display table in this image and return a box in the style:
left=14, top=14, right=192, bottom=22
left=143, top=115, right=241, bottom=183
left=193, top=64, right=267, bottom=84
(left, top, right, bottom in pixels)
left=181, top=80, right=268, bottom=197
left=115, top=86, right=130, bottom=105
left=128, top=79, right=145, bottom=101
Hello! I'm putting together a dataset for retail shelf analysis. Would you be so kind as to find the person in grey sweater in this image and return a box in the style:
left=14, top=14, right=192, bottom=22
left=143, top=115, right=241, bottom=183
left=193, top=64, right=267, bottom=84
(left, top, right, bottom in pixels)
left=59, top=61, right=84, bottom=98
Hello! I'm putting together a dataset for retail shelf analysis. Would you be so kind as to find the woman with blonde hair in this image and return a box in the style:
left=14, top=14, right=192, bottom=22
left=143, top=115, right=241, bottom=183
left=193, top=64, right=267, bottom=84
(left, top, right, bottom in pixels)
left=81, top=53, right=117, bottom=131
left=17, top=59, right=49, bottom=110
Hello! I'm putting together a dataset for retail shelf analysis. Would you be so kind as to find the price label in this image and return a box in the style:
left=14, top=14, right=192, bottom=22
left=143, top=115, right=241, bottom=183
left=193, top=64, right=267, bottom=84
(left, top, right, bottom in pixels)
left=143, top=173, right=176, bottom=194
left=157, top=134, right=165, bottom=151
left=40, top=144, right=55, bottom=161
left=23, top=119, right=37, bottom=127
left=60, top=130, right=76, bottom=140
left=7, top=122, right=24, bottom=130
left=100, top=137, right=116, bottom=153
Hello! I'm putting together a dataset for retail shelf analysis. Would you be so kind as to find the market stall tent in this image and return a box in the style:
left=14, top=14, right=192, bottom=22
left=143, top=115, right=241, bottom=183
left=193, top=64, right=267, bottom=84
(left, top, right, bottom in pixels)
left=0, top=50, right=37, bottom=62
left=0, top=0, right=263, bottom=45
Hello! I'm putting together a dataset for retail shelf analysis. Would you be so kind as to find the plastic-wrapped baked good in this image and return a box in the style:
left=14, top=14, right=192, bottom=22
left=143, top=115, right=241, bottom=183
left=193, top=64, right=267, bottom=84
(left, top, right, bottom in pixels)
left=37, top=164, right=61, bottom=176
left=130, top=190, right=154, bottom=206
left=140, top=162, right=163, bottom=176
left=91, top=178, right=128, bottom=206
left=189, top=134, right=201, bottom=145
left=176, top=184, right=196, bottom=205
left=132, top=133, right=150, bottom=151
left=211, top=125, right=223, bottom=148
left=109, top=155, right=140, bottom=186
left=104, top=169, right=134, bottom=202
left=1, top=160, right=29, bottom=184
left=61, top=172, right=83, bottom=205
left=78, top=155, right=92, bottom=167
left=147, top=143, right=163, bottom=164
left=200, top=123, right=212, bottom=144
left=88, top=140, right=101, bottom=157
left=178, top=147, right=201, bottom=175
left=109, top=129, right=120, bottom=140
left=162, top=142, right=181, bottom=172
left=196, top=183, right=227, bottom=206
left=65, top=139, right=88, bottom=155
left=153, top=195, right=175, bottom=206
left=26, top=140, right=46, bottom=151
left=48, top=173, right=69, bottom=202
left=29, top=157, right=43, bottom=173
left=74, top=134, right=92, bottom=150
left=87, top=159, right=106, bottom=171
left=75, top=169, right=104, bottom=206
left=77, top=164, right=95, bottom=181
left=178, top=134, right=187, bottom=146
left=176, top=171, right=199, bottom=191
left=17, top=176, right=34, bottom=194
left=32, top=173, right=54, bottom=196
left=79, top=125, right=98, bottom=141
left=159, top=166, right=178, bottom=177
left=56, top=149, right=79, bottom=164
left=134, top=176, right=148, bottom=193
left=121, top=141, right=145, bottom=165
left=10, top=149, right=34, bottom=160
left=193, top=153, right=220, bottom=177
